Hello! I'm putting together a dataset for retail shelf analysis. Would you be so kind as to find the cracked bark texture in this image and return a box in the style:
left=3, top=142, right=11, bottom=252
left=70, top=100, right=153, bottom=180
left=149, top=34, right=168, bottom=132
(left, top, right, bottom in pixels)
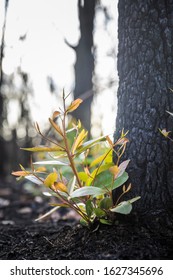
left=114, top=0, right=173, bottom=212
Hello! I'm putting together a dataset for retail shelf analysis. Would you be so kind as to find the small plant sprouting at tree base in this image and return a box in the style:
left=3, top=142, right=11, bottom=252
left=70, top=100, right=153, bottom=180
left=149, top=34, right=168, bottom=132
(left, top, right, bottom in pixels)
left=12, top=92, right=140, bottom=228
left=159, top=110, right=173, bottom=142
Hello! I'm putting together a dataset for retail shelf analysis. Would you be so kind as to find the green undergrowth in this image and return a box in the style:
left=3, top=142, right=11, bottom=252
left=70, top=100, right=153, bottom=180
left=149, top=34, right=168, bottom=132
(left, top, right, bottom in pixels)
left=12, top=92, right=140, bottom=228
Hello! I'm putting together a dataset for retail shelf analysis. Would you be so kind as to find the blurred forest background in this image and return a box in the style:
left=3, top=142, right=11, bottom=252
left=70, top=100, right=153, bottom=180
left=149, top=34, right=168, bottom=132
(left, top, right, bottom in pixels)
left=0, top=0, right=118, bottom=180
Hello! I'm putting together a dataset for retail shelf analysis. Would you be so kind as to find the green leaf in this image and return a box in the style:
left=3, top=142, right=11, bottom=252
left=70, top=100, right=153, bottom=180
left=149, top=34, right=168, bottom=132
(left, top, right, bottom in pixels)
left=93, top=170, right=113, bottom=188
left=90, top=150, right=112, bottom=168
left=71, top=129, right=88, bottom=154
left=86, top=200, right=93, bottom=218
left=44, top=172, right=58, bottom=188
left=21, top=146, right=64, bottom=152
left=50, top=203, right=70, bottom=207
left=66, top=127, right=77, bottom=134
left=25, top=175, right=44, bottom=185
left=87, top=163, right=113, bottom=186
left=117, top=160, right=130, bottom=177
left=70, top=186, right=105, bottom=198
left=93, top=163, right=113, bottom=177
left=93, top=208, right=105, bottom=218
left=80, top=218, right=89, bottom=227
left=67, top=176, right=76, bottom=195
left=75, top=135, right=107, bottom=155
left=99, top=197, right=113, bottom=210
left=33, top=160, right=69, bottom=166
left=57, top=190, right=69, bottom=199
left=78, top=172, right=89, bottom=182
left=35, top=206, right=60, bottom=222
left=112, top=172, right=129, bottom=190
left=128, top=196, right=141, bottom=204
left=100, top=219, right=113, bottom=225
left=111, top=201, right=132, bottom=214
left=166, top=110, right=173, bottom=117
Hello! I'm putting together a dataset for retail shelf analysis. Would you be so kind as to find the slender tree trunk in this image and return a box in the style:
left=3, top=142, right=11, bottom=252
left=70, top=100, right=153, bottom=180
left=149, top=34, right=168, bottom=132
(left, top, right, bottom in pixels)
left=72, top=0, right=96, bottom=135
left=114, top=0, right=173, bottom=212
left=0, top=0, right=9, bottom=121
left=0, top=0, right=9, bottom=177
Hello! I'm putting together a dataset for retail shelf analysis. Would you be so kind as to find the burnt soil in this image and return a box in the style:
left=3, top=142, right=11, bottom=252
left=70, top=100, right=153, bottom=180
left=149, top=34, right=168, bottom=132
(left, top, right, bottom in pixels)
left=0, top=179, right=173, bottom=260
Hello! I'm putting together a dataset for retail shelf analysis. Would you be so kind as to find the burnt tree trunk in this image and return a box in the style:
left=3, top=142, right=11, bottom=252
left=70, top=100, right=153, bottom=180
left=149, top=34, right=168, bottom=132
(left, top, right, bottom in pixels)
left=0, top=0, right=9, bottom=178
left=115, top=0, right=173, bottom=212
left=72, top=0, right=96, bottom=134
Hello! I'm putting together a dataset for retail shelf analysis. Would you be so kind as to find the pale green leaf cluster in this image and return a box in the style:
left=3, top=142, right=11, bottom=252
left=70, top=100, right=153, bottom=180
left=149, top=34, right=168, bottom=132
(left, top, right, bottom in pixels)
left=12, top=93, right=140, bottom=228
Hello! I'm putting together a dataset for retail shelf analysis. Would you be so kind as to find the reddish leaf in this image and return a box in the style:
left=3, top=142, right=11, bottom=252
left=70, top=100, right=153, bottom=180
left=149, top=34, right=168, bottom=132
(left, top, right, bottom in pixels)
left=66, top=98, right=83, bottom=113
left=52, top=182, right=67, bottom=193
left=52, top=111, right=61, bottom=120
left=12, top=170, right=29, bottom=177
left=49, top=118, right=64, bottom=137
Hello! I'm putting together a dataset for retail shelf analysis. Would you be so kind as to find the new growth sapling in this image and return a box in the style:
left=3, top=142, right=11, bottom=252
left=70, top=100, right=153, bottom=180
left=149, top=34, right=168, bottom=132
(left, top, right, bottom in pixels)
left=12, top=92, right=140, bottom=227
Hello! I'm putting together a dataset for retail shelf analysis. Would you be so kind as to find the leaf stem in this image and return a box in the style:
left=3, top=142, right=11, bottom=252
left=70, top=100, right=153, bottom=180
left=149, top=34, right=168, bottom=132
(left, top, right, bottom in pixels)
left=61, top=97, right=83, bottom=188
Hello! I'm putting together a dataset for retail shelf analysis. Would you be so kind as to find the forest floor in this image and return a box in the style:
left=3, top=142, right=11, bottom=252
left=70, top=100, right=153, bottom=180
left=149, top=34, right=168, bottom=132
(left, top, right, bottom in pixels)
left=0, top=178, right=173, bottom=260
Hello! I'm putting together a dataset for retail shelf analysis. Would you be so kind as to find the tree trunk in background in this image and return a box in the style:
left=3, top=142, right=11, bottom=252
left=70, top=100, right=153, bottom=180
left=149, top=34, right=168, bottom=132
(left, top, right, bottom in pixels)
left=72, top=0, right=96, bottom=135
left=0, top=0, right=9, bottom=178
left=115, top=0, right=173, bottom=212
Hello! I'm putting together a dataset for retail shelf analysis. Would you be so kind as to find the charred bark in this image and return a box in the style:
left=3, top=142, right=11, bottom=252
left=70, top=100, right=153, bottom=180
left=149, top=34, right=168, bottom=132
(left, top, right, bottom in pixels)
left=72, top=0, right=96, bottom=134
left=114, top=0, right=173, bottom=212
